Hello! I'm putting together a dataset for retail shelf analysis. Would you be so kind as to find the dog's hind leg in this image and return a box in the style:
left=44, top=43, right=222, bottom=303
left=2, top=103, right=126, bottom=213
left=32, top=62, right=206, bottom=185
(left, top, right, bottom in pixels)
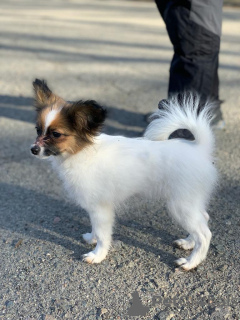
left=174, top=222, right=212, bottom=271
left=173, top=210, right=209, bottom=250
left=173, top=235, right=195, bottom=250
left=168, top=204, right=212, bottom=270
left=83, top=203, right=114, bottom=264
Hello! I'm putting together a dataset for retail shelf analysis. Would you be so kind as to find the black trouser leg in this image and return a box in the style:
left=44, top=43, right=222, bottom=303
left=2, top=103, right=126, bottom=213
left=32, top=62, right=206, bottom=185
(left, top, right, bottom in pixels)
left=155, top=0, right=223, bottom=108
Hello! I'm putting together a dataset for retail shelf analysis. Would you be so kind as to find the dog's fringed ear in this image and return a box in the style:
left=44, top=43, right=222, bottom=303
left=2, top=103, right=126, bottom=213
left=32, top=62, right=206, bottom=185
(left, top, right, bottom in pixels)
left=33, top=79, right=54, bottom=110
left=66, top=100, right=107, bottom=141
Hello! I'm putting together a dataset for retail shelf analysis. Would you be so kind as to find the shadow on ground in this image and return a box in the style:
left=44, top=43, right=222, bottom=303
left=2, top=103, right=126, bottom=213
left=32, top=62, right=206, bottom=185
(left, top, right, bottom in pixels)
left=0, top=94, right=147, bottom=137
left=0, top=182, right=177, bottom=267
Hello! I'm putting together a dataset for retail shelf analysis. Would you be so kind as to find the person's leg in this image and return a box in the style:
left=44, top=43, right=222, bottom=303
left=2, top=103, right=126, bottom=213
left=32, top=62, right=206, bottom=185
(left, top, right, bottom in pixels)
left=155, top=0, right=224, bottom=125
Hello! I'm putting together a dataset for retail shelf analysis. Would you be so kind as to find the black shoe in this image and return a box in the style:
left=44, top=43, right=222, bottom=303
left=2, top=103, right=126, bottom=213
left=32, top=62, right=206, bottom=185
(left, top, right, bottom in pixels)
left=158, top=99, right=169, bottom=110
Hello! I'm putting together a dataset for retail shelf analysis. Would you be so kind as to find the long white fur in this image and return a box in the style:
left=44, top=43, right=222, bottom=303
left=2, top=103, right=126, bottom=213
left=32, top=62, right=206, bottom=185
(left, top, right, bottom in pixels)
left=144, top=94, right=215, bottom=155
left=48, top=94, right=218, bottom=270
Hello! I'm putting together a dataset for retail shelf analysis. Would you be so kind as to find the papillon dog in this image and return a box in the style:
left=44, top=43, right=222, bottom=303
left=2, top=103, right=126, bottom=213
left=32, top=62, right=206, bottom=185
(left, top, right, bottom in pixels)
left=31, top=79, right=218, bottom=270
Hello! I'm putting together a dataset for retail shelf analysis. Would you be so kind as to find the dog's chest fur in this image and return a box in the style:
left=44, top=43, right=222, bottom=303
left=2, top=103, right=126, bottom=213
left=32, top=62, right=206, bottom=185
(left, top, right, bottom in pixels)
left=50, top=149, right=98, bottom=209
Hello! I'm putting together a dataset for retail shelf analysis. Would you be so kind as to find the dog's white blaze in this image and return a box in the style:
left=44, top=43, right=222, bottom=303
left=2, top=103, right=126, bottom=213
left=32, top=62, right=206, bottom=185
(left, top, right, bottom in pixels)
left=44, top=109, right=59, bottom=133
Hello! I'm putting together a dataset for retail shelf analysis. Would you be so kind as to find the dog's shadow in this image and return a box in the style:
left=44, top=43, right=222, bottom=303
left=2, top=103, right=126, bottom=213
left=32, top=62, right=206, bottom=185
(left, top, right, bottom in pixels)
left=0, top=181, right=177, bottom=267
left=0, top=182, right=88, bottom=260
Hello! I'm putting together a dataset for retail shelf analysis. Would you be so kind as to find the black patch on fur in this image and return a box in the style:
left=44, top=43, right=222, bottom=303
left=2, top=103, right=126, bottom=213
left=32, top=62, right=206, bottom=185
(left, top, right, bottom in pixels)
left=168, top=129, right=195, bottom=141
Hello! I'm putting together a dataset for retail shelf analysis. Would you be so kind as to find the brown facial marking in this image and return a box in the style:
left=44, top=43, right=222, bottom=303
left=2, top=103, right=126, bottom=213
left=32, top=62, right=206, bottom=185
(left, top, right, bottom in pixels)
left=34, top=107, right=79, bottom=155
left=33, top=80, right=107, bottom=155
left=47, top=108, right=91, bottom=154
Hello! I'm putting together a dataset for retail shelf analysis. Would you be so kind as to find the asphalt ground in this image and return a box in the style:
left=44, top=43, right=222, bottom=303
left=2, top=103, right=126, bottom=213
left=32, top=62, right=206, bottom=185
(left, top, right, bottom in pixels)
left=0, top=1, right=240, bottom=319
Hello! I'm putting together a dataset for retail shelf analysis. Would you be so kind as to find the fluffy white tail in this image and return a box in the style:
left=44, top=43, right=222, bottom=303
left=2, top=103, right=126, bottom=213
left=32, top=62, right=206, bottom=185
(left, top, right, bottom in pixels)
left=144, top=94, right=215, bottom=155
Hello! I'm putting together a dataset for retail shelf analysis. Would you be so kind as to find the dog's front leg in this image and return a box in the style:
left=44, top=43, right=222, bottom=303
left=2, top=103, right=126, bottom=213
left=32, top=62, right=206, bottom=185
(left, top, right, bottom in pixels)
left=83, top=203, right=114, bottom=264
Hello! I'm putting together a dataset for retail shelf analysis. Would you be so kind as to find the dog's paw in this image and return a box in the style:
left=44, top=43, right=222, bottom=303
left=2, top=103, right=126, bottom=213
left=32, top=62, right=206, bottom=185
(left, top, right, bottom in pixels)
left=174, top=257, right=197, bottom=271
left=173, top=237, right=195, bottom=250
left=82, top=251, right=106, bottom=264
left=82, top=233, right=97, bottom=245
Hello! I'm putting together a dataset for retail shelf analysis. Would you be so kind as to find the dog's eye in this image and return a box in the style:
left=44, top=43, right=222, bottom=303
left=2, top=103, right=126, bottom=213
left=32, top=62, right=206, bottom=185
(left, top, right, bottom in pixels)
left=36, top=127, right=42, bottom=136
left=52, top=131, right=62, bottom=138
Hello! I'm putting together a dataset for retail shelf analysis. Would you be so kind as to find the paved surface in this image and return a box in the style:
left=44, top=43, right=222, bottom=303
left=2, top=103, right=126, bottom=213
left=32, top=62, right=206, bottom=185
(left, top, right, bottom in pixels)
left=0, top=1, right=240, bottom=319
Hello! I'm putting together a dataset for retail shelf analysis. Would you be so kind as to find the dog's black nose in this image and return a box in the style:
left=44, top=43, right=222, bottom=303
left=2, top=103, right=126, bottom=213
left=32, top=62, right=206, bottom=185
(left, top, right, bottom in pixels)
left=31, top=145, right=40, bottom=155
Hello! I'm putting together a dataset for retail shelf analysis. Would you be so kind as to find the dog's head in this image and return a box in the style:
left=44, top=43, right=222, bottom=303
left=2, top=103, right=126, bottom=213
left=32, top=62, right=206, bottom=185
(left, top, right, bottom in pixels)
left=30, top=79, right=106, bottom=159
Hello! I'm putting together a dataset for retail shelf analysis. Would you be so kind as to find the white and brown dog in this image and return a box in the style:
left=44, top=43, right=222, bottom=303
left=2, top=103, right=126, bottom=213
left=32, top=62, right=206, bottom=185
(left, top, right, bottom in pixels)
left=31, top=79, right=217, bottom=270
